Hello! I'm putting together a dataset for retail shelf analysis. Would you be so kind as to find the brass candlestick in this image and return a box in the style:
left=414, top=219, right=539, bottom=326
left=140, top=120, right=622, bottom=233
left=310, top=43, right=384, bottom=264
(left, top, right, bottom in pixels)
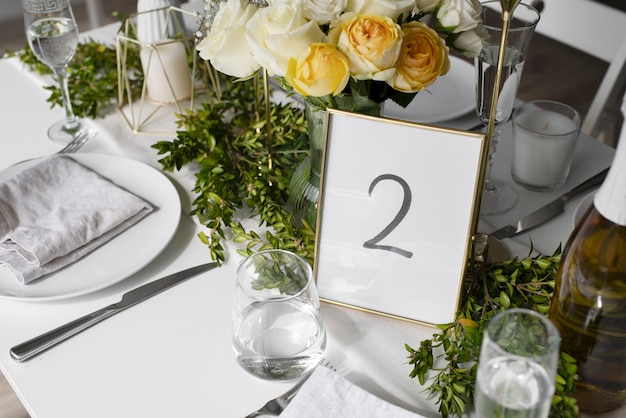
left=263, top=69, right=274, bottom=175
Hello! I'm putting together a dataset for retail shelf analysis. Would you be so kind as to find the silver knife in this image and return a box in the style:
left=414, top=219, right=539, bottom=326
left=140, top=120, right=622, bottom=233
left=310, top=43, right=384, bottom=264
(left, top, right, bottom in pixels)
left=10, top=262, right=218, bottom=362
left=490, top=169, right=609, bottom=240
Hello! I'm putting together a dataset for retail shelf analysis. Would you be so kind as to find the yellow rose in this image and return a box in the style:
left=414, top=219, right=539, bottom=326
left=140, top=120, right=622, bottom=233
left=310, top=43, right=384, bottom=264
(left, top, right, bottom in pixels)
left=286, top=43, right=350, bottom=97
left=328, top=13, right=402, bottom=81
left=388, top=21, right=450, bottom=93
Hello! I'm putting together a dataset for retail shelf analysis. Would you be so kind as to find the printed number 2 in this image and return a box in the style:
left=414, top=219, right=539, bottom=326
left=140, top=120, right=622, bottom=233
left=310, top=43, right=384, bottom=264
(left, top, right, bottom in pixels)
left=363, top=174, right=413, bottom=259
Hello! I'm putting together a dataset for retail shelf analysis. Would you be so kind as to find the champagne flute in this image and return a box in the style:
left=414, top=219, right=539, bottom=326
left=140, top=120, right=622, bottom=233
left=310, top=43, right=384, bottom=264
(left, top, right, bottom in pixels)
left=22, top=0, right=93, bottom=144
left=475, top=309, right=561, bottom=418
left=475, top=1, right=539, bottom=215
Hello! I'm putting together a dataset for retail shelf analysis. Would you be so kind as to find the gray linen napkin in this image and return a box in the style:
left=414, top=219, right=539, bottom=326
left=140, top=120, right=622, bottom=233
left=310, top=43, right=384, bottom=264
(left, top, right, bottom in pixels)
left=280, top=366, right=425, bottom=418
left=0, top=156, right=153, bottom=284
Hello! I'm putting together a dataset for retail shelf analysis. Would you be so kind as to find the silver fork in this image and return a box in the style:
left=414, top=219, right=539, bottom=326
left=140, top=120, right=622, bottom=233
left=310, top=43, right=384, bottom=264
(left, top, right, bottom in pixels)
left=244, top=360, right=335, bottom=418
left=10, top=127, right=96, bottom=167
left=56, top=127, right=96, bottom=154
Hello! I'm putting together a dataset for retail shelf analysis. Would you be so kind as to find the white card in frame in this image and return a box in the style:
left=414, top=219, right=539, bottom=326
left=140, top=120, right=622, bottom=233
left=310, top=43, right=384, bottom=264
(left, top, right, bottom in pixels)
left=313, top=109, right=487, bottom=326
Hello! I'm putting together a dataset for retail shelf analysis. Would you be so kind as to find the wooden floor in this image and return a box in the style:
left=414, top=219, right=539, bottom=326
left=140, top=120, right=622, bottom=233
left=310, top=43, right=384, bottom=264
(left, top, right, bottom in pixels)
left=0, top=1, right=624, bottom=417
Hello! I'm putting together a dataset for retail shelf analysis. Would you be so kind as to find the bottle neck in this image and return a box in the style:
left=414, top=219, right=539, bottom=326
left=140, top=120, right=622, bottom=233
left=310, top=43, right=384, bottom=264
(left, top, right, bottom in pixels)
left=594, top=138, right=626, bottom=226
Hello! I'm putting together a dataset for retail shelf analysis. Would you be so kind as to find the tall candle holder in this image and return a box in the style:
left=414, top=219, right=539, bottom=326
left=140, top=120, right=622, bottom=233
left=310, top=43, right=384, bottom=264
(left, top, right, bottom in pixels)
left=115, top=6, right=210, bottom=135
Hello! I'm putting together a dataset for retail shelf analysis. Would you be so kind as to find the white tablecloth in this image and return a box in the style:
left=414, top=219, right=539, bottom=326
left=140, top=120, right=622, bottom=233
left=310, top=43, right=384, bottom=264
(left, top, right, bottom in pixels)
left=0, top=19, right=622, bottom=418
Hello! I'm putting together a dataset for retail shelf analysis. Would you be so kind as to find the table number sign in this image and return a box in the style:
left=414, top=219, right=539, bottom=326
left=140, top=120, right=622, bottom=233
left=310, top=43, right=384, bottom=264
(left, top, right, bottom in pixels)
left=314, top=109, right=487, bottom=325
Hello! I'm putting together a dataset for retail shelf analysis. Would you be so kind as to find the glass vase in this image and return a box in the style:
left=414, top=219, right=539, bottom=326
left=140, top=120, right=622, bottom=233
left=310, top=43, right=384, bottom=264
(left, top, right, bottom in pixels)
left=289, top=101, right=383, bottom=229
left=289, top=102, right=325, bottom=228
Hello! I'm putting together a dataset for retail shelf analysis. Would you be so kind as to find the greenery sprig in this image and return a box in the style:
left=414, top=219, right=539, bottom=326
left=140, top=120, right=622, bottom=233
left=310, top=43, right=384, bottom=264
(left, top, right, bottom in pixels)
left=152, top=72, right=316, bottom=265
left=406, top=247, right=579, bottom=418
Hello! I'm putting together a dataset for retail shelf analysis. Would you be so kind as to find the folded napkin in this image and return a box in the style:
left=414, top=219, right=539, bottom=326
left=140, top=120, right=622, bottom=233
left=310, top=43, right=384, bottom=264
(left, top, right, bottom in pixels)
left=0, top=156, right=153, bottom=284
left=280, top=365, right=425, bottom=418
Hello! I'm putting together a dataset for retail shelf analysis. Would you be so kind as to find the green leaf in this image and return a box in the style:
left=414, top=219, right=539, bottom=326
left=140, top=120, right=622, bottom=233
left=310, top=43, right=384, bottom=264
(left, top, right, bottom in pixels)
left=406, top=250, right=578, bottom=417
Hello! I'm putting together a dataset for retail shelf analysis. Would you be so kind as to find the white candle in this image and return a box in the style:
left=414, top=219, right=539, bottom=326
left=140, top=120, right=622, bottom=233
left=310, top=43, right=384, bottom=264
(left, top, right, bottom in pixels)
left=136, top=0, right=170, bottom=44
left=512, top=106, right=580, bottom=190
left=140, top=40, right=192, bottom=104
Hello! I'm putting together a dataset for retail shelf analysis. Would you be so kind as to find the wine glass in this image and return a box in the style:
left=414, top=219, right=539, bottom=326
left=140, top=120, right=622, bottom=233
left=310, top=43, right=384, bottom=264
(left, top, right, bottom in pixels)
left=475, top=1, right=539, bottom=215
left=475, top=309, right=561, bottom=418
left=22, top=0, right=93, bottom=144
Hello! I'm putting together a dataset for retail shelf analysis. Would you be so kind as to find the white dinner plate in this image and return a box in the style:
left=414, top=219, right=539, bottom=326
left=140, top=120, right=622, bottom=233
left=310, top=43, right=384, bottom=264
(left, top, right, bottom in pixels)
left=383, top=56, right=475, bottom=123
left=0, top=154, right=181, bottom=301
left=573, top=192, right=594, bottom=228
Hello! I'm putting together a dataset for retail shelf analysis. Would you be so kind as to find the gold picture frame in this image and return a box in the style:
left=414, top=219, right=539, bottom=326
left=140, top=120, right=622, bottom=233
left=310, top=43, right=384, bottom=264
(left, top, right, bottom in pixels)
left=314, top=109, right=487, bottom=326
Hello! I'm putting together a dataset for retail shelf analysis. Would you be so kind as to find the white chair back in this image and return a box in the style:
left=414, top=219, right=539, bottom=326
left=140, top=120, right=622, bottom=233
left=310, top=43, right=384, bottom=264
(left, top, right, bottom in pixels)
left=534, top=0, right=623, bottom=62
left=532, top=0, right=626, bottom=146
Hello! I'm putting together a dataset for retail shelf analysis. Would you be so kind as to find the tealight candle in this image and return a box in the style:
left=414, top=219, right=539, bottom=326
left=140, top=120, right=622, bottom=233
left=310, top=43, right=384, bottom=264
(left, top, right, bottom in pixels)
left=511, top=100, right=581, bottom=191
left=140, top=40, right=192, bottom=104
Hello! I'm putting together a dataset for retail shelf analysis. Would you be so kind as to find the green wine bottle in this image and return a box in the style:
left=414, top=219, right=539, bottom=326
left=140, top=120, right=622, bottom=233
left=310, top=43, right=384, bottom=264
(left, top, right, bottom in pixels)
left=549, top=133, right=626, bottom=413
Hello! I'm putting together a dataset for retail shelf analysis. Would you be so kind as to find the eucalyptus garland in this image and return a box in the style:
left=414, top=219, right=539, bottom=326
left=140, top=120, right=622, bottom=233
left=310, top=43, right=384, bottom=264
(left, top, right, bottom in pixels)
left=15, top=36, right=578, bottom=418
left=152, top=72, right=316, bottom=265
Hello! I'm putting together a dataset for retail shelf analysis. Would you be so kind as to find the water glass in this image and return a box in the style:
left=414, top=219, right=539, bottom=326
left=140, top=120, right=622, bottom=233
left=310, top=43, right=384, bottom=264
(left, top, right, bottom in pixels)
left=475, top=308, right=561, bottom=418
left=512, top=100, right=582, bottom=191
left=474, top=0, right=540, bottom=215
left=232, top=249, right=326, bottom=381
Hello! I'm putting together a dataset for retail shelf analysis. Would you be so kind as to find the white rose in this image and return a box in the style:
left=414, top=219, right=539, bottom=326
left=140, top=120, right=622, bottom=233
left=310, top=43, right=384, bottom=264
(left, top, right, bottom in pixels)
left=246, top=1, right=325, bottom=77
left=344, top=0, right=415, bottom=20
left=413, top=0, right=441, bottom=14
left=196, top=0, right=259, bottom=78
left=436, top=0, right=482, bottom=33
left=452, top=24, right=487, bottom=57
left=299, top=0, right=348, bottom=25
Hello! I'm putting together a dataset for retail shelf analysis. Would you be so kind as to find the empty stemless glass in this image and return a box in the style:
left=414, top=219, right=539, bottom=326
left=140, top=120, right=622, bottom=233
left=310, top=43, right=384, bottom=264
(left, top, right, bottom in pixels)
left=232, top=249, right=326, bottom=381
left=22, top=0, right=92, bottom=144
left=475, top=308, right=561, bottom=418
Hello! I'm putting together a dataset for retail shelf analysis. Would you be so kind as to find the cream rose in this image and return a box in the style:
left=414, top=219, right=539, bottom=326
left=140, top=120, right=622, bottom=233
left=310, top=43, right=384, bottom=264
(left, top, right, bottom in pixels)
left=196, top=0, right=259, bottom=78
left=413, top=0, right=441, bottom=14
left=387, top=21, right=450, bottom=93
left=436, top=0, right=482, bottom=33
left=344, top=0, right=414, bottom=20
left=245, top=1, right=325, bottom=77
left=286, top=43, right=350, bottom=96
left=328, top=13, right=402, bottom=81
left=452, top=25, right=486, bottom=57
left=300, top=0, right=348, bottom=25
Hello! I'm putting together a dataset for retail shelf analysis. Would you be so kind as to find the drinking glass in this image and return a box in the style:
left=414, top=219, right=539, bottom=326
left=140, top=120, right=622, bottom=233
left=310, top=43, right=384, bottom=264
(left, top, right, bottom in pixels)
left=475, top=1, right=539, bottom=215
left=22, top=0, right=92, bottom=144
left=475, top=308, right=561, bottom=418
left=232, top=249, right=326, bottom=381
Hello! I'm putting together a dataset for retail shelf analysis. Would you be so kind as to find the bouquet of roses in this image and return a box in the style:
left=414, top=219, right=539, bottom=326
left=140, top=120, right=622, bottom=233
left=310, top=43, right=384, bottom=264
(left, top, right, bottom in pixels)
left=197, top=0, right=486, bottom=113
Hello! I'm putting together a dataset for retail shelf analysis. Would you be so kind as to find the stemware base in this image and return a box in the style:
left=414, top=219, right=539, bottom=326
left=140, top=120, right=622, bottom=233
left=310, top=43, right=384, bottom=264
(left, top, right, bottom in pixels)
left=480, top=178, right=517, bottom=215
left=47, top=118, right=91, bottom=145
